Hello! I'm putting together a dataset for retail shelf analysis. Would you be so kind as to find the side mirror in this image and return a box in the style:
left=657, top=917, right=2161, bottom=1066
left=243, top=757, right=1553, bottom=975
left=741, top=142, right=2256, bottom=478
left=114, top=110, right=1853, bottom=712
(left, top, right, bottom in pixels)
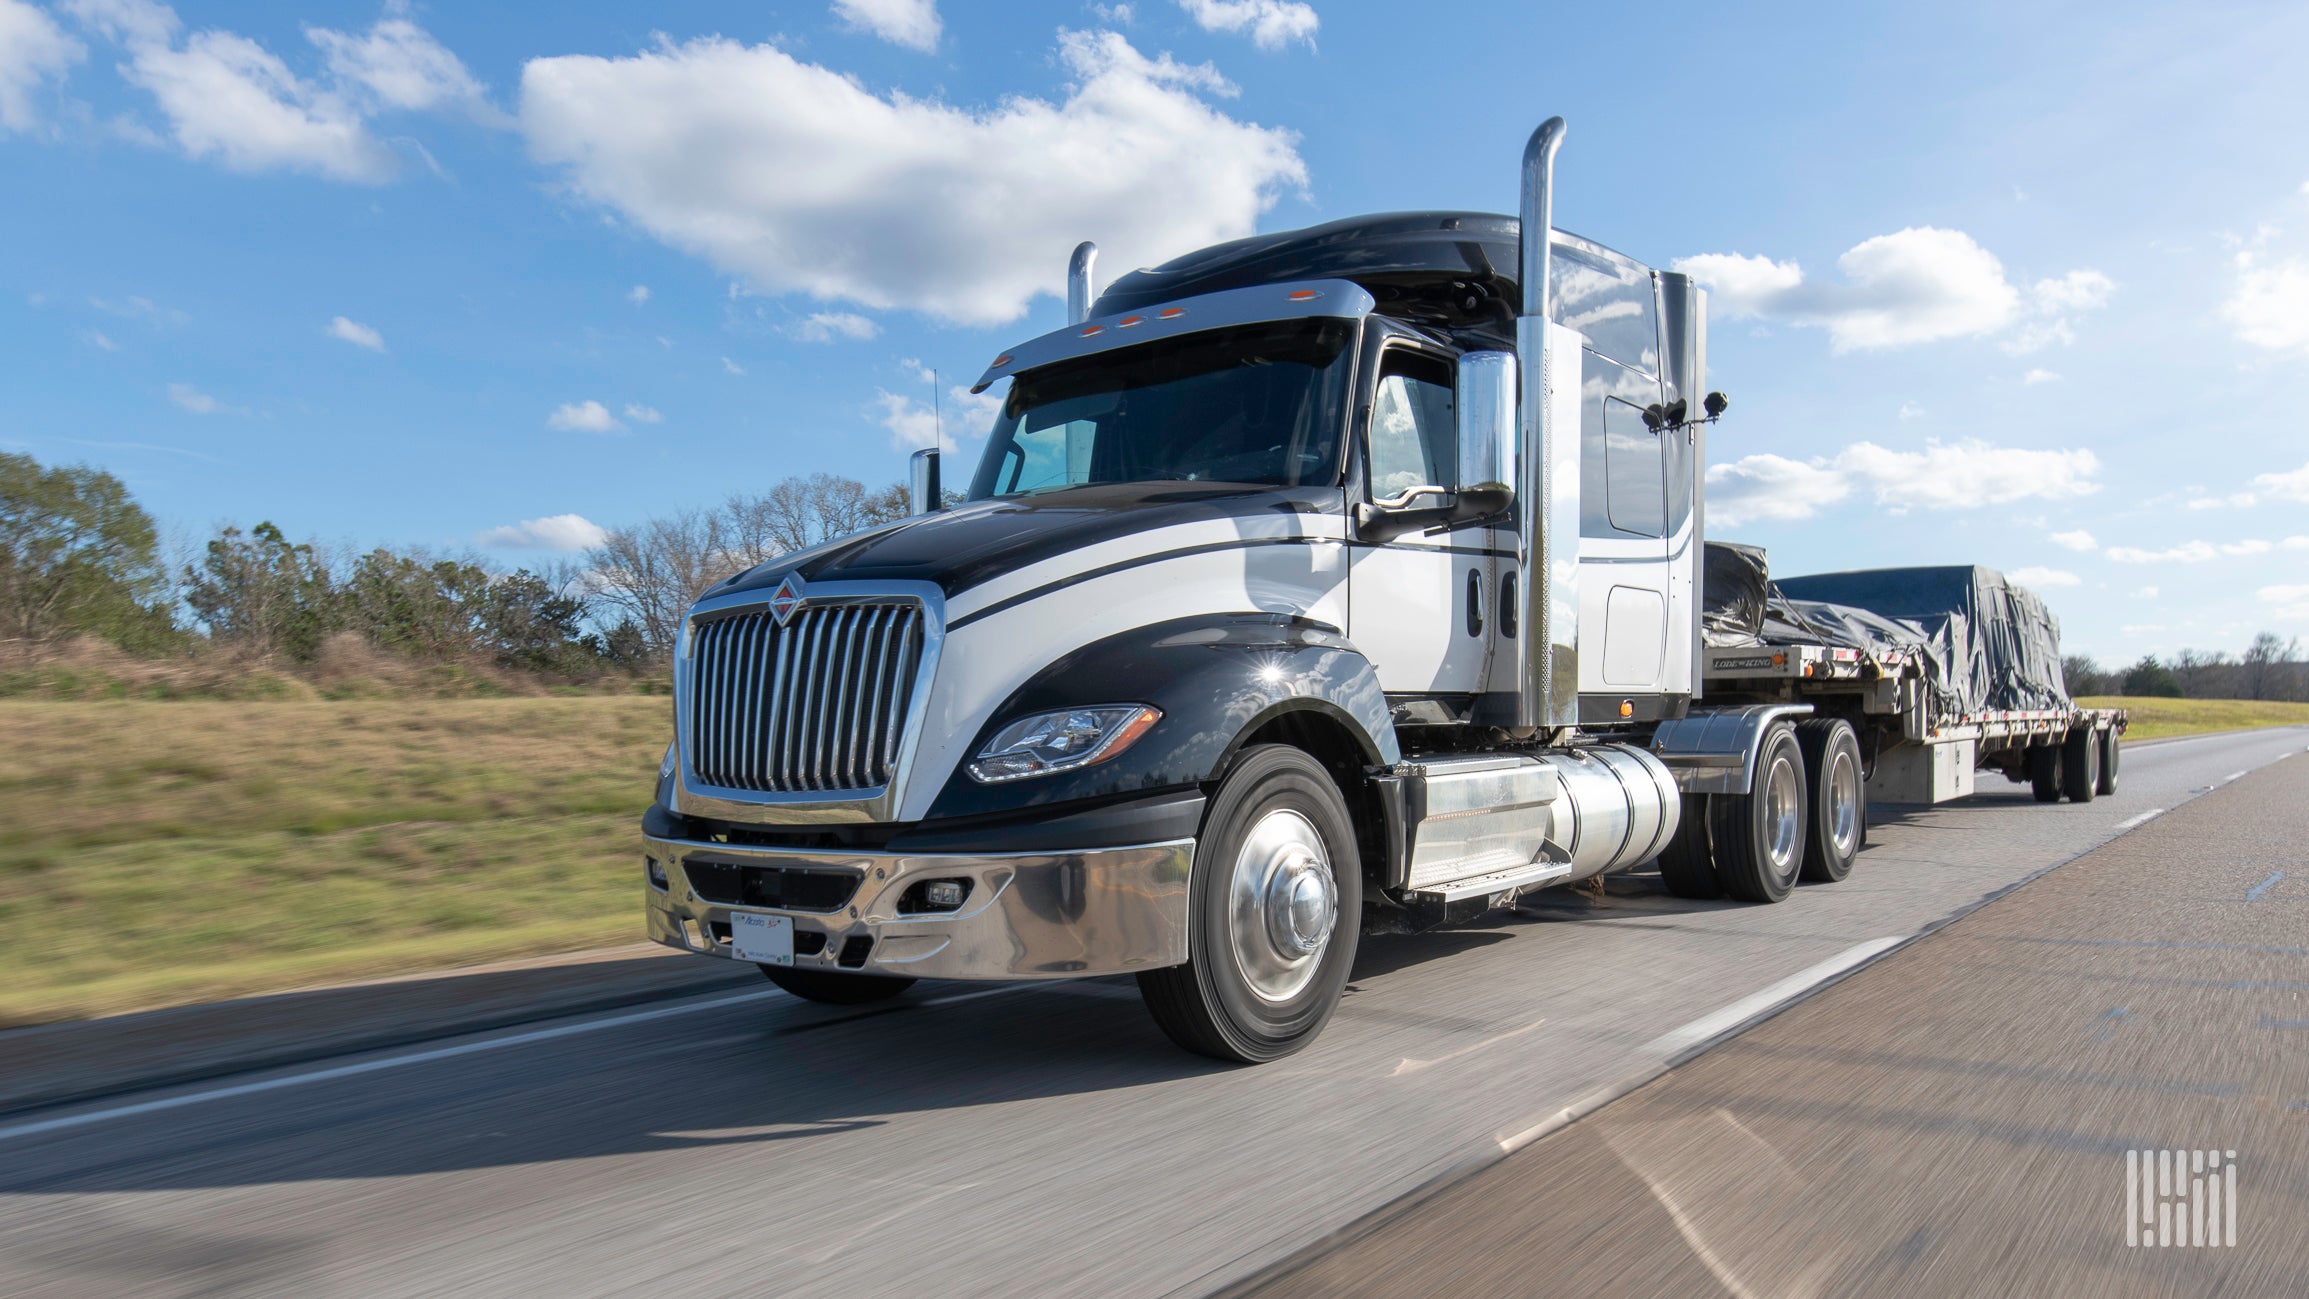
left=1454, top=350, right=1517, bottom=517
left=909, top=448, right=942, bottom=514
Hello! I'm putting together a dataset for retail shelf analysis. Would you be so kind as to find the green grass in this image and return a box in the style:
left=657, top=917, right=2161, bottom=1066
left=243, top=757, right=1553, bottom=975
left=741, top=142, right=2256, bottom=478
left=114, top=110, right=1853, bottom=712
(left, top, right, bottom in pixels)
left=0, top=698, right=672, bottom=1027
left=2079, top=695, right=2309, bottom=742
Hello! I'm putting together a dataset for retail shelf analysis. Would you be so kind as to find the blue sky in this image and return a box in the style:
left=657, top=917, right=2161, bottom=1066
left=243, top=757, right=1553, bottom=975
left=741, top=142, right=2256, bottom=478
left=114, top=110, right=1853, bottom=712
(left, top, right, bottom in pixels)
left=4, top=0, right=2308, bottom=663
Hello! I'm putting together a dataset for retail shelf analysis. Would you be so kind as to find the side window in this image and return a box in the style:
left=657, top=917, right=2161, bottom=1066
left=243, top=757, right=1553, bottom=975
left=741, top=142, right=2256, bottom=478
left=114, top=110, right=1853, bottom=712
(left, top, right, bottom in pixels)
left=1603, top=395, right=1665, bottom=537
left=1551, top=243, right=1661, bottom=376
left=1367, top=351, right=1455, bottom=503
left=998, top=414, right=1101, bottom=494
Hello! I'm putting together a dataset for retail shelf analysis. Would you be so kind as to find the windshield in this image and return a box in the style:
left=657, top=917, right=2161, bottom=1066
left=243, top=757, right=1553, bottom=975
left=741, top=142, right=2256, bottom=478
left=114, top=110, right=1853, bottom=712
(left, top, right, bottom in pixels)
left=966, top=320, right=1355, bottom=500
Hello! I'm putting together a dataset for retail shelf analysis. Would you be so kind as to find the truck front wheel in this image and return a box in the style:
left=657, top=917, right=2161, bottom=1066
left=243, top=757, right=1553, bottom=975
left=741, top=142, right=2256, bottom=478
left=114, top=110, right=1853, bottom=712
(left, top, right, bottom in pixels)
left=1709, top=723, right=1807, bottom=904
left=1138, top=745, right=1361, bottom=1064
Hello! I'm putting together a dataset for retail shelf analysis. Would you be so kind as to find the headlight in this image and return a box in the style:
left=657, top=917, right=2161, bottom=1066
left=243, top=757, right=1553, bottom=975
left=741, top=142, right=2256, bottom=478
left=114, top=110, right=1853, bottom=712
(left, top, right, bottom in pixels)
left=967, top=705, right=1162, bottom=784
left=656, top=742, right=677, bottom=803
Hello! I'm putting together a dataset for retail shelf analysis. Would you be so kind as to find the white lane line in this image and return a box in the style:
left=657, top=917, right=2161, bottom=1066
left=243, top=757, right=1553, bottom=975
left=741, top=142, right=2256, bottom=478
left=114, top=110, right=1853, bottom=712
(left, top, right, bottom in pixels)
left=0, top=982, right=1029, bottom=1145
left=1391, top=1018, right=1548, bottom=1077
left=2247, top=872, right=2286, bottom=902
left=1643, top=937, right=1905, bottom=1058
left=2113, top=809, right=2166, bottom=833
left=2223, top=770, right=2249, bottom=784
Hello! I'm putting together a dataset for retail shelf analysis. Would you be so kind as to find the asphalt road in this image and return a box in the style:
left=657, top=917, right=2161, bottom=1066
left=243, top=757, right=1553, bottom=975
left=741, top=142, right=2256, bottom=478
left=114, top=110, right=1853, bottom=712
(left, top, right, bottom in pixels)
left=1253, top=743, right=2309, bottom=1298
left=2, top=727, right=2302, bottom=1298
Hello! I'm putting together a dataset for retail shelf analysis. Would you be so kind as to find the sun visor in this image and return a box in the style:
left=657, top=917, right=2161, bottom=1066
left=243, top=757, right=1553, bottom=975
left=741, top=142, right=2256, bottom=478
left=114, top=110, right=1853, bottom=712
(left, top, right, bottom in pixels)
left=970, top=279, right=1376, bottom=394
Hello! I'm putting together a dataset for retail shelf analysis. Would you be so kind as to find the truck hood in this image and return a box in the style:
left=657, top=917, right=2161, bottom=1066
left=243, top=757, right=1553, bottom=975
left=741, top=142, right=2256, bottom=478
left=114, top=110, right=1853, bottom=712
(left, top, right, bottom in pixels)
left=711, top=482, right=1342, bottom=601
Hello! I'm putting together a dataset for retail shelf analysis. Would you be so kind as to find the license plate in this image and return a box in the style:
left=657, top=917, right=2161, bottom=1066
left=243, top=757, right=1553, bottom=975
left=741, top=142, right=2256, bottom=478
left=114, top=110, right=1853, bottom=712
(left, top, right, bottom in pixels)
left=729, top=912, right=793, bottom=965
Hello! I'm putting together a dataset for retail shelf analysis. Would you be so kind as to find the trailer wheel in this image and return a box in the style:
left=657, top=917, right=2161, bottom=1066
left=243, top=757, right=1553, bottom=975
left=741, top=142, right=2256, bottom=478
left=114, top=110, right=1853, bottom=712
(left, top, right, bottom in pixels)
left=2061, top=727, right=2100, bottom=804
left=1708, top=723, right=1807, bottom=904
left=1795, top=719, right=1864, bottom=884
left=759, top=966, right=916, bottom=1004
left=2029, top=745, right=2062, bottom=803
left=1137, top=745, right=1360, bottom=1064
left=2096, top=727, right=2120, bottom=796
left=1654, top=794, right=1719, bottom=899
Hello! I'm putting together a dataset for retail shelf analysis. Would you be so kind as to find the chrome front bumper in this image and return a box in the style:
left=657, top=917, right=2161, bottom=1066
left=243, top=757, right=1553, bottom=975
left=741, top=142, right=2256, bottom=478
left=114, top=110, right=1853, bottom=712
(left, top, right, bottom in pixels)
left=644, top=833, right=1194, bottom=980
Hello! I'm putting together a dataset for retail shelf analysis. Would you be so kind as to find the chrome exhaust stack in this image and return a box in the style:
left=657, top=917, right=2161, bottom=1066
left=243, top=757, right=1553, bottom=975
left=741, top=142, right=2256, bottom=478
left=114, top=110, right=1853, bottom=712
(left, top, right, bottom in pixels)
left=1067, top=241, right=1098, bottom=325
left=1515, top=117, right=1574, bottom=732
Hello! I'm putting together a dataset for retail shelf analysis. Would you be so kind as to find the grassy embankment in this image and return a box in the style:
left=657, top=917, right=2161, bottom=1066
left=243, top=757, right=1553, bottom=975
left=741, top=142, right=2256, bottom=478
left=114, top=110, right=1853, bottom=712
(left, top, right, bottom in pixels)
left=2077, top=696, right=2309, bottom=742
left=0, top=698, right=669, bottom=1028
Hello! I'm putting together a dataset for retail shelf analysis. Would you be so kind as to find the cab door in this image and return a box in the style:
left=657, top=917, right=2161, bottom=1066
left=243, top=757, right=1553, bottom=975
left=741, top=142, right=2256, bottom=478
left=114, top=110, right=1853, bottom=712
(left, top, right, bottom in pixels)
left=1348, top=346, right=1497, bottom=700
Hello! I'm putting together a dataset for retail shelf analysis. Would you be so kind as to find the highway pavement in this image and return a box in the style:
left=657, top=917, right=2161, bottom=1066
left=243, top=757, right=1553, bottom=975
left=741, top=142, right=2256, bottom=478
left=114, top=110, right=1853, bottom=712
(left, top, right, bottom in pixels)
left=1, top=727, right=2302, bottom=1297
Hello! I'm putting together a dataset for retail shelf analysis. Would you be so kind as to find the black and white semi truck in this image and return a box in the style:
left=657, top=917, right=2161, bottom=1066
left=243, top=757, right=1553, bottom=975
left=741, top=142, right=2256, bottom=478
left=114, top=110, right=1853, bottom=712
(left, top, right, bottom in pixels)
left=640, top=117, right=2124, bottom=1062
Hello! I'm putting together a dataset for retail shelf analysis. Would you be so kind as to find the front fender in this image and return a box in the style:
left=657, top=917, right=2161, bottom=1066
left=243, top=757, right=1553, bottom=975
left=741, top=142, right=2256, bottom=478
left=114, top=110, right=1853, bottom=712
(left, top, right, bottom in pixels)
left=922, top=613, right=1398, bottom=820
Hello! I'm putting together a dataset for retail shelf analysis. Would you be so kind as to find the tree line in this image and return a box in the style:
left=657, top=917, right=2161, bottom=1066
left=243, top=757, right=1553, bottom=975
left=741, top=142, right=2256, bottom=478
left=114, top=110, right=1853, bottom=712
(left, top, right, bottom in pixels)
left=1, top=451, right=908, bottom=677
left=2064, top=635, right=2308, bottom=702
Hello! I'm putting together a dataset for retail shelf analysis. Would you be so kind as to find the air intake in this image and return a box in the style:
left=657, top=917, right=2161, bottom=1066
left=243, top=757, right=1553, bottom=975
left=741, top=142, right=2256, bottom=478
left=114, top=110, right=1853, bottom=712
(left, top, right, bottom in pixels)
left=687, top=601, right=925, bottom=792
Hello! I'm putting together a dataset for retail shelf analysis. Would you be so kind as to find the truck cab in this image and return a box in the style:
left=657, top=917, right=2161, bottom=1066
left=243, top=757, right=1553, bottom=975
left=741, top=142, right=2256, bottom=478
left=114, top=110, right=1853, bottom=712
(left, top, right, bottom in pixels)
left=642, top=120, right=1836, bottom=1061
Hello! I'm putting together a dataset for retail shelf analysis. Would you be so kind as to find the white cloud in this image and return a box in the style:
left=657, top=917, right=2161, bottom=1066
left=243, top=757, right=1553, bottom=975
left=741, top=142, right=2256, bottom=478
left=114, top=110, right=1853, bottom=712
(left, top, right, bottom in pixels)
left=307, top=17, right=495, bottom=119
left=547, top=399, right=620, bottom=432
left=67, top=1, right=489, bottom=182
left=2253, top=460, right=2309, bottom=502
left=518, top=30, right=1305, bottom=327
left=872, top=378, right=1004, bottom=453
left=326, top=315, right=383, bottom=350
left=1705, top=453, right=1853, bottom=527
left=721, top=356, right=745, bottom=375
left=2009, top=566, right=2079, bottom=588
left=2132, top=586, right=2158, bottom=599
left=1897, top=401, right=1924, bottom=420
left=1706, top=438, right=2097, bottom=528
left=2287, top=536, right=2309, bottom=550
left=627, top=284, right=650, bottom=305
left=1177, top=0, right=1318, bottom=49
left=478, top=513, right=610, bottom=551
left=622, top=402, right=662, bottom=423
left=2261, top=584, right=2309, bottom=620
left=832, top=0, right=941, bottom=52
left=1676, top=228, right=2109, bottom=354
left=0, top=0, right=84, bottom=133
left=166, top=381, right=239, bottom=413
left=2224, top=252, right=2309, bottom=355
left=2107, top=539, right=2277, bottom=564
left=2022, top=368, right=2060, bottom=385
left=2049, top=529, right=2096, bottom=552
left=2184, top=491, right=2257, bottom=510
left=89, top=292, right=186, bottom=325
left=1094, top=3, right=1136, bottom=21
left=85, top=329, right=116, bottom=350
left=790, top=311, right=879, bottom=343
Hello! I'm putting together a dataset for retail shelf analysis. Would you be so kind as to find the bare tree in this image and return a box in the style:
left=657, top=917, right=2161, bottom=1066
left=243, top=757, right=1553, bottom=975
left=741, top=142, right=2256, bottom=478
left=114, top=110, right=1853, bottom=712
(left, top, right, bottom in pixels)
left=585, top=509, right=732, bottom=655
left=2241, top=632, right=2302, bottom=701
left=727, top=474, right=909, bottom=561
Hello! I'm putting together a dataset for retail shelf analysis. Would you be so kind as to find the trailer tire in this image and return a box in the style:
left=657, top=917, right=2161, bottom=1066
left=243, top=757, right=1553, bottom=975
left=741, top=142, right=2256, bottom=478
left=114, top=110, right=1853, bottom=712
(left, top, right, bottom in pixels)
left=2029, top=745, right=2063, bottom=803
left=1137, top=745, right=1360, bottom=1064
left=759, top=966, right=916, bottom=1004
left=1654, top=794, right=1719, bottom=899
left=2096, top=727, right=2120, bottom=796
left=1795, top=719, right=1864, bottom=884
left=1708, top=723, right=1807, bottom=904
left=2062, top=727, right=2100, bottom=804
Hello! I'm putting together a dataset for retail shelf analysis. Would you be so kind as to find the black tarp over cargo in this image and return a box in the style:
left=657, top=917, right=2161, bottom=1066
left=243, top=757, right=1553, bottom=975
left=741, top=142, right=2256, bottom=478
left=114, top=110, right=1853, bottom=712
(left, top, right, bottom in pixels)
left=1700, top=541, right=1769, bottom=646
left=1772, top=566, right=2073, bottom=718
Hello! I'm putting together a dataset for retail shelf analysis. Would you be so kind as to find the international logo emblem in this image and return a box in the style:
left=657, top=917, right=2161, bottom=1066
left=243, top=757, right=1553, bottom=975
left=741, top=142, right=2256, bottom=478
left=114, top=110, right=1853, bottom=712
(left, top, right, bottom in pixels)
left=769, top=574, right=805, bottom=626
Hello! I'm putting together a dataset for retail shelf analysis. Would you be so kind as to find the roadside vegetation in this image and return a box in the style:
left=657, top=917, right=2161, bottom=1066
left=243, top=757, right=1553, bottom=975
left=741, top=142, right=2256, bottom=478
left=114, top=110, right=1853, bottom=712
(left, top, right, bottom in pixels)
left=0, top=696, right=669, bottom=1027
left=2077, top=695, right=2309, bottom=741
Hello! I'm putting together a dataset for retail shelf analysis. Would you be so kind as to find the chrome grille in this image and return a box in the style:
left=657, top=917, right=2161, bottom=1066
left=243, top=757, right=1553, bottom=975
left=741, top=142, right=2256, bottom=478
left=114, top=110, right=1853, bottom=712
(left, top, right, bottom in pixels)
left=686, top=602, right=925, bottom=792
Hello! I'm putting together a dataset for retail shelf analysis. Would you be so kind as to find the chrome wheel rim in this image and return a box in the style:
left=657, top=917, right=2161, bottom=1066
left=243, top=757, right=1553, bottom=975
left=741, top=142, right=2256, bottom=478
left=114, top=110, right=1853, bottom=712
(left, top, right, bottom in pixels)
left=1226, top=808, right=1338, bottom=1004
left=1764, top=753, right=1803, bottom=879
left=1827, top=749, right=1860, bottom=857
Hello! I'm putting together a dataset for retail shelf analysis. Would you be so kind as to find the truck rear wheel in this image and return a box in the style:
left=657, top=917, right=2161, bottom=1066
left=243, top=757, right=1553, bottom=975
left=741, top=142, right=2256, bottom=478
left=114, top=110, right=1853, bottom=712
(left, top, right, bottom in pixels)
left=1708, top=723, right=1807, bottom=904
left=2029, top=745, right=2063, bottom=803
left=1654, top=794, right=1720, bottom=898
left=2096, top=727, right=2120, bottom=796
left=1138, top=745, right=1360, bottom=1064
left=1795, top=719, right=1863, bottom=884
left=759, top=966, right=916, bottom=1004
left=2062, top=727, right=2100, bottom=804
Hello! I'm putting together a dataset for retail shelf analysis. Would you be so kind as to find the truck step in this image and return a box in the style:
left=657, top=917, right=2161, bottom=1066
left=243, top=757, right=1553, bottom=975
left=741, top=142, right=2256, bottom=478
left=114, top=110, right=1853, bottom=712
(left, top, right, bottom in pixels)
left=1409, top=859, right=1575, bottom=904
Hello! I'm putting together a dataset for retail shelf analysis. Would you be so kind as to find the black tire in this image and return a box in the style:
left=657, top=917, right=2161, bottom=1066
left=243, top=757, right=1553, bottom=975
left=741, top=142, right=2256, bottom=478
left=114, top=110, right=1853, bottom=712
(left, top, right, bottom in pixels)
left=1795, top=718, right=1864, bottom=884
left=1708, top=723, right=1807, bottom=904
left=1137, top=745, right=1362, bottom=1063
left=2029, top=745, right=2063, bottom=803
left=2062, top=727, right=2100, bottom=804
left=2096, top=727, right=2120, bottom=796
left=760, top=965, right=915, bottom=1005
left=1654, top=794, right=1720, bottom=899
